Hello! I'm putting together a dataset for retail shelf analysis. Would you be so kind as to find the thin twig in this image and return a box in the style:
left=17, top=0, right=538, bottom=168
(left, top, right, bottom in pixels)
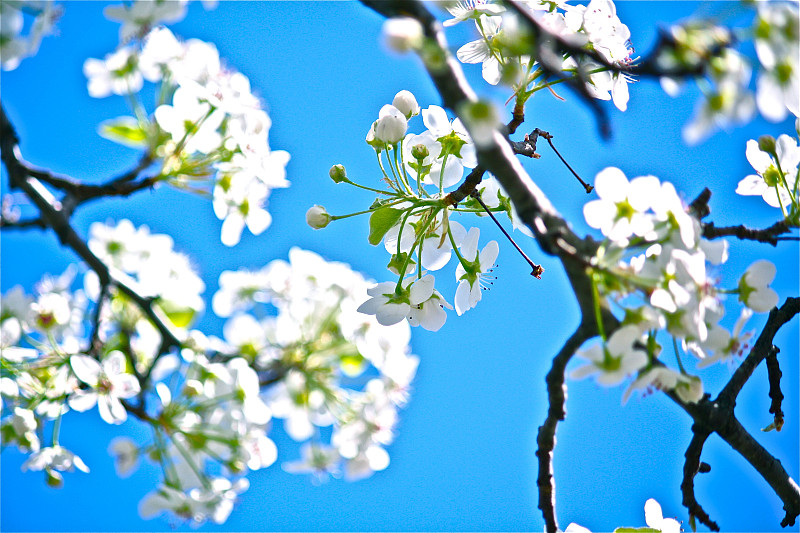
left=471, top=190, right=543, bottom=278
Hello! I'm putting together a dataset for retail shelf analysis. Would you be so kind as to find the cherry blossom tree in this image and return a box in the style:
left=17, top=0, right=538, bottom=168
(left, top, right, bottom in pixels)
left=1, top=0, right=798, bottom=531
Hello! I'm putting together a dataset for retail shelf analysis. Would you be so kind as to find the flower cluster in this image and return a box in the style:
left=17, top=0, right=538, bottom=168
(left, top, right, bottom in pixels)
left=2, top=217, right=420, bottom=524
left=312, top=91, right=528, bottom=331
left=213, top=248, right=418, bottom=483
left=434, top=0, right=635, bottom=112
left=657, top=2, right=799, bottom=143
left=83, top=13, right=290, bottom=246
left=0, top=0, right=61, bottom=71
left=573, top=167, right=780, bottom=402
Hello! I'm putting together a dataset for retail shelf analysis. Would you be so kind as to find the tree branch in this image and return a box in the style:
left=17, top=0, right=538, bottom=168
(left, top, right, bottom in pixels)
left=765, top=347, right=784, bottom=432
left=718, top=297, right=800, bottom=404
left=1, top=101, right=183, bottom=371
left=681, top=425, right=718, bottom=531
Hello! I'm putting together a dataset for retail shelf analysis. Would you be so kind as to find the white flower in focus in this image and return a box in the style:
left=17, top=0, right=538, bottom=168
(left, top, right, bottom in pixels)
left=68, top=351, right=141, bottom=424
left=583, top=167, right=660, bottom=244
left=739, top=260, right=779, bottom=313
left=456, top=14, right=503, bottom=85
left=83, top=46, right=143, bottom=98
left=443, top=0, right=505, bottom=27
left=406, top=277, right=451, bottom=332
left=644, top=498, right=681, bottom=533
left=382, top=17, right=424, bottom=52
left=571, top=325, right=648, bottom=386
left=357, top=277, right=435, bottom=327
left=454, top=227, right=499, bottom=316
left=735, top=135, right=799, bottom=211
left=405, top=105, right=477, bottom=189
left=104, top=0, right=188, bottom=42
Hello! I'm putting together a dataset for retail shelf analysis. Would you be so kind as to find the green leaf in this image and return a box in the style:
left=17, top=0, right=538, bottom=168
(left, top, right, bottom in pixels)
left=157, top=300, right=196, bottom=328
left=613, top=528, right=660, bottom=533
left=368, top=207, right=404, bottom=246
left=99, top=117, right=149, bottom=148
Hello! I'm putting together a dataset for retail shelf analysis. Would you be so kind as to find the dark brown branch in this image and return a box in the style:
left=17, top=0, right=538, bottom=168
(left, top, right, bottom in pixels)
left=688, top=187, right=712, bottom=219
left=687, top=187, right=797, bottom=245
left=662, top=297, right=800, bottom=528
left=681, top=426, right=719, bottom=531
left=719, top=297, right=800, bottom=404
left=0, top=215, right=47, bottom=229
left=765, top=347, right=785, bottom=432
left=702, top=220, right=797, bottom=246
left=535, top=322, right=603, bottom=532
left=444, top=165, right=485, bottom=206
left=1, top=101, right=183, bottom=367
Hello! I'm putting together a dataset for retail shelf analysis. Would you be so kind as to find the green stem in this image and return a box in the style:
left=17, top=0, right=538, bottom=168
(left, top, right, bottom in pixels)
left=590, top=271, right=607, bottom=342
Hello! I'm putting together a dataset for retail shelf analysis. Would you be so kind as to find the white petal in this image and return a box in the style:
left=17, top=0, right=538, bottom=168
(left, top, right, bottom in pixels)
left=454, top=280, right=471, bottom=316
left=70, top=355, right=102, bottom=387
left=422, top=106, right=451, bottom=137
left=220, top=215, right=245, bottom=247
left=479, top=240, right=499, bottom=269
left=456, top=40, right=490, bottom=64
left=594, top=167, right=629, bottom=202
left=376, top=303, right=410, bottom=326
left=246, top=208, right=272, bottom=236
left=409, top=275, right=435, bottom=305
left=644, top=498, right=664, bottom=529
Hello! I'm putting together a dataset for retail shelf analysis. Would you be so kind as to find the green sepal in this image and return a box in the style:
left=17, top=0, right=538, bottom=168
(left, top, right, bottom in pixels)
left=437, top=131, right=467, bottom=159
left=368, top=207, right=404, bottom=246
left=99, top=117, right=149, bottom=148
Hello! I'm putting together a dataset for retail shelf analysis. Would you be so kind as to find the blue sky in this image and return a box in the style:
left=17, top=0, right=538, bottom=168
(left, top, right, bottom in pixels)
left=1, top=1, right=798, bottom=532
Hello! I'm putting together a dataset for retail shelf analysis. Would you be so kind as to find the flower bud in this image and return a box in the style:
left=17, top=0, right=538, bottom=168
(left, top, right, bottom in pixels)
left=411, top=143, right=429, bottom=160
left=375, top=105, right=407, bottom=144
left=758, top=135, right=776, bottom=154
left=392, top=90, right=420, bottom=119
left=306, top=205, right=331, bottom=229
left=329, top=164, right=347, bottom=183
left=382, top=17, right=424, bottom=53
